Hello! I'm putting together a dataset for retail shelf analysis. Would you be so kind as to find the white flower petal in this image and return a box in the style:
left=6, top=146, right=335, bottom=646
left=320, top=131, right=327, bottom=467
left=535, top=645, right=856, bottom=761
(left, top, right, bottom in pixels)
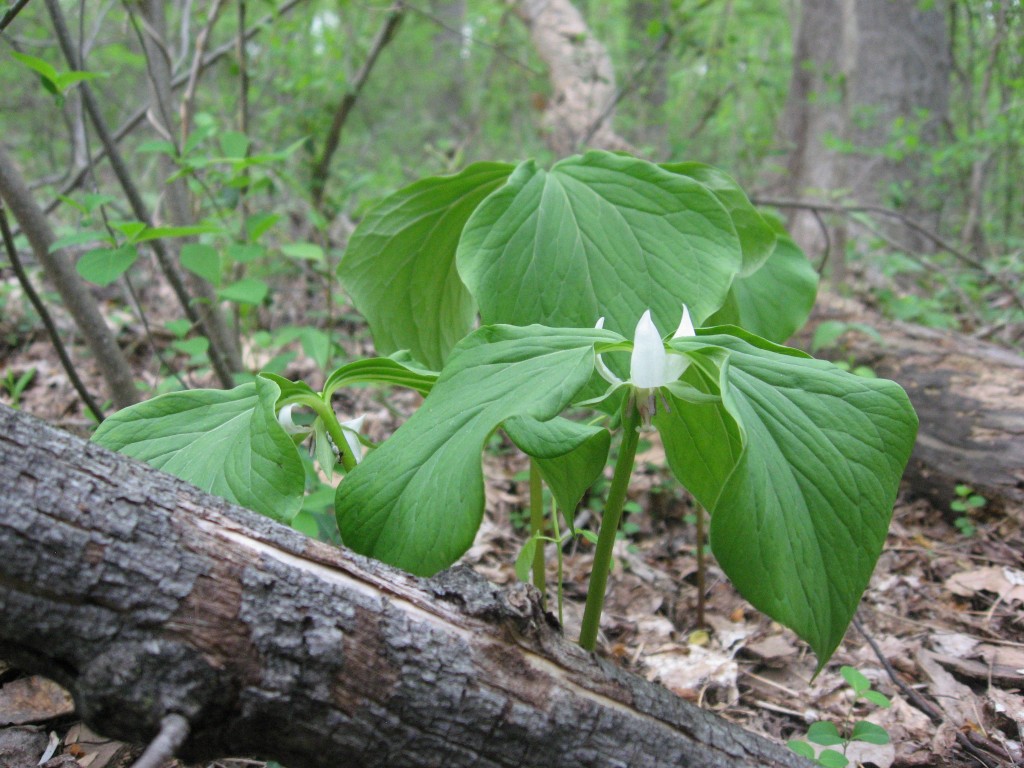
left=673, top=304, right=696, bottom=339
left=594, top=316, right=623, bottom=386
left=277, top=403, right=309, bottom=435
left=663, top=353, right=689, bottom=383
left=341, top=415, right=366, bottom=464
left=631, top=310, right=669, bottom=388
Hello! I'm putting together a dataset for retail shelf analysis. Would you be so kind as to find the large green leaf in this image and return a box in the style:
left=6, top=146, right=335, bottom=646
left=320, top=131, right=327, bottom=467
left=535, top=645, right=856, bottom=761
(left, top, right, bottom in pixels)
left=338, top=162, right=514, bottom=370
left=92, top=378, right=305, bottom=522
left=456, top=151, right=742, bottom=342
left=503, top=415, right=610, bottom=524
left=660, top=332, right=917, bottom=665
left=661, top=162, right=776, bottom=275
left=335, top=325, right=615, bottom=576
left=706, top=224, right=819, bottom=342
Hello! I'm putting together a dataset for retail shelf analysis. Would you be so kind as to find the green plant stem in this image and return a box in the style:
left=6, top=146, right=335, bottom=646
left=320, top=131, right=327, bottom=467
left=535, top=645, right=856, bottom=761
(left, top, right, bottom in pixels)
left=550, top=499, right=565, bottom=627
left=695, top=502, right=706, bottom=629
left=529, top=460, right=546, bottom=604
left=579, top=403, right=641, bottom=651
left=290, top=395, right=357, bottom=472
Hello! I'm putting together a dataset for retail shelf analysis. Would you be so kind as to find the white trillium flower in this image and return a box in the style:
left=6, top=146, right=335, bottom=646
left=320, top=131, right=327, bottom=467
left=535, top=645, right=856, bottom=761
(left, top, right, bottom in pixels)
left=278, top=404, right=366, bottom=464
left=340, top=415, right=366, bottom=464
left=277, top=403, right=310, bottom=435
left=595, top=305, right=696, bottom=426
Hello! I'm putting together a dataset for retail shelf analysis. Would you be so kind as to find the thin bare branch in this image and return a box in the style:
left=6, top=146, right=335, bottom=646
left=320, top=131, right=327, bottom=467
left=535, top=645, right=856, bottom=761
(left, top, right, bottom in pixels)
left=179, top=0, right=227, bottom=144
left=45, top=0, right=238, bottom=387
left=129, top=714, right=190, bottom=768
left=311, top=5, right=405, bottom=208
left=752, top=196, right=1024, bottom=315
left=0, top=201, right=106, bottom=419
left=0, top=0, right=32, bottom=33
left=0, top=143, right=138, bottom=409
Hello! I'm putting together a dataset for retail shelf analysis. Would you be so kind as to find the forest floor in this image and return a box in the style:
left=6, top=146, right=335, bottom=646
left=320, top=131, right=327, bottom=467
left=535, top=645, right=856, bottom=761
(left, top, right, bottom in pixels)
left=1, top=284, right=1022, bottom=768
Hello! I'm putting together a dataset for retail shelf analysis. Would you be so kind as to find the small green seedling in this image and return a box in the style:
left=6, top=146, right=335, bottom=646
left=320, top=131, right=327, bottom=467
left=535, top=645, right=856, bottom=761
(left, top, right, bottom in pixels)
left=1, top=367, right=36, bottom=409
left=951, top=484, right=986, bottom=537
left=788, top=666, right=892, bottom=767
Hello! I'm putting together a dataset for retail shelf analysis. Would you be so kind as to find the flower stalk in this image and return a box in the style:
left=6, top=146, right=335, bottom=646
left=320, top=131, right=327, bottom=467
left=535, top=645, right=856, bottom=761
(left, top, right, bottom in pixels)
left=578, top=402, right=642, bottom=651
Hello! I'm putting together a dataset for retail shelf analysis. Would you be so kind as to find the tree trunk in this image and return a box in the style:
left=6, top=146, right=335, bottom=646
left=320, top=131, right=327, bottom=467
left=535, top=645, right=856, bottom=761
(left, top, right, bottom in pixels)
left=514, top=0, right=635, bottom=157
left=0, top=403, right=809, bottom=768
left=804, top=293, right=1024, bottom=515
left=773, top=0, right=950, bottom=263
left=0, top=144, right=139, bottom=409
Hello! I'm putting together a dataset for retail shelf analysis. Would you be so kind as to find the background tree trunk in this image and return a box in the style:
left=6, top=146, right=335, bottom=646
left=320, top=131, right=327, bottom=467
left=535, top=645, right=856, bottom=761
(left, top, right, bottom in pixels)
left=774, top=0, right=951, bottom=268
left=514, top=0, right=635, bottom=156
left=0, top=144, right=139, bottom=409
left=0, top=403, right=810, bottom=768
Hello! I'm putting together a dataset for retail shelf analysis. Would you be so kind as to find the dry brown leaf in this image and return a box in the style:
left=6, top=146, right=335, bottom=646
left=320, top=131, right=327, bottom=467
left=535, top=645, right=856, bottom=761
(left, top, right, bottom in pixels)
left=917, top=650, right=979, bottom=727
left=945, top=566, right=1024, bottom=603
left=745, top=633, right=798, bottom=664
left=0, top=676, right=74, bottom=725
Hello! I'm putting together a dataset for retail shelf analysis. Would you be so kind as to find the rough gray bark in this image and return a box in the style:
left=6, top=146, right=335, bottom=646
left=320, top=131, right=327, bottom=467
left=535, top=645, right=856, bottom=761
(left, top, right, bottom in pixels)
left=514, top=0, right=635, bottom=156
left=804, top=294, right=1024, bottom=515
left=0, top=144, right=139, bottom=409
left=0, top=403, right=810, bottom=768
left=774, top=0, right=950, bottom=262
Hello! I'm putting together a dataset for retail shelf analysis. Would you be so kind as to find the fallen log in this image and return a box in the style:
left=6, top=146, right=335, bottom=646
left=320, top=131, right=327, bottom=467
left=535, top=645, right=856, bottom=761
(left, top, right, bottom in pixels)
left=0, top=403, right=808, bottom=768
left=804, top=293, right=1024, bottom=515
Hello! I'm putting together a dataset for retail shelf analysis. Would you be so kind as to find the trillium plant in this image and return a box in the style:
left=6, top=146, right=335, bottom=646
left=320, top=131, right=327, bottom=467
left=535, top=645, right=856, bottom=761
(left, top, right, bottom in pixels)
left=93, top=151, right=918, bottom=668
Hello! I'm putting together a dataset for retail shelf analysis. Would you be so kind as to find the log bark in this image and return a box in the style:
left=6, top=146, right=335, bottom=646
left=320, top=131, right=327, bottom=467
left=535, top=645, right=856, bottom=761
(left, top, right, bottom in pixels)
left=804, top=294, right=1024, bottom=515
left=0, top=403, right=808, bottom=768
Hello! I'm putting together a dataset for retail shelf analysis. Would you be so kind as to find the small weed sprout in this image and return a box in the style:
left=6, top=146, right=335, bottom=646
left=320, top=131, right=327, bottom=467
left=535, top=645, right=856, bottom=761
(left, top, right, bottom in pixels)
left=788, top=666, right=892, bottom=767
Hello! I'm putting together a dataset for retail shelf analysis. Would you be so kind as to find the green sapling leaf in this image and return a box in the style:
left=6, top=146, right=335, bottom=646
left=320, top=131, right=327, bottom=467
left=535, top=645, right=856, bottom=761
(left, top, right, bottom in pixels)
left=787, top=740, right=816, bottom=760
left=816, top=749, right=850, bottom=768
left=851, top=721, right=890, bottom=745
left=76, top=245, right=138, bottom=286
left=862, top=690, right=892, bottom=709
left=806, top=721, right=844, bottom=746
left=180, top=243, right=221, bottom=286
left=92, top=377, right=305, bottom=522
left=840, top=666, right=872, bottom=695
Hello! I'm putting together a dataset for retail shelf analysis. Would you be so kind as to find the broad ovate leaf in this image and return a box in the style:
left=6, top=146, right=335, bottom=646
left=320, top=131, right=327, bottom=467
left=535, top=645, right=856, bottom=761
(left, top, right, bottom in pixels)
left=457, top=151, right=742, bottom=341
left=661, top=161, right=776, bottom=275
left=660, top=332, right=917, bottom=666
left=338, top=162, right=514, bottom=370
left=335, top=325, right=614, bottom=576
left=706, top=221, right=818, bottom=342
left=92, top=377, right=304, bottom=522
left=503, top=415, right=610, bottom=525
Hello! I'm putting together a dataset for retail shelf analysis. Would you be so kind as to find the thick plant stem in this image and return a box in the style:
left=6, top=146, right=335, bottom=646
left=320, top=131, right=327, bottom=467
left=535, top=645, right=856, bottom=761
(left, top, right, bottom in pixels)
left=300, top=397, right=358, bottom=473
left=579, top=404, right=641, bottom=651
left=529, top=460, right=546, bottom=604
